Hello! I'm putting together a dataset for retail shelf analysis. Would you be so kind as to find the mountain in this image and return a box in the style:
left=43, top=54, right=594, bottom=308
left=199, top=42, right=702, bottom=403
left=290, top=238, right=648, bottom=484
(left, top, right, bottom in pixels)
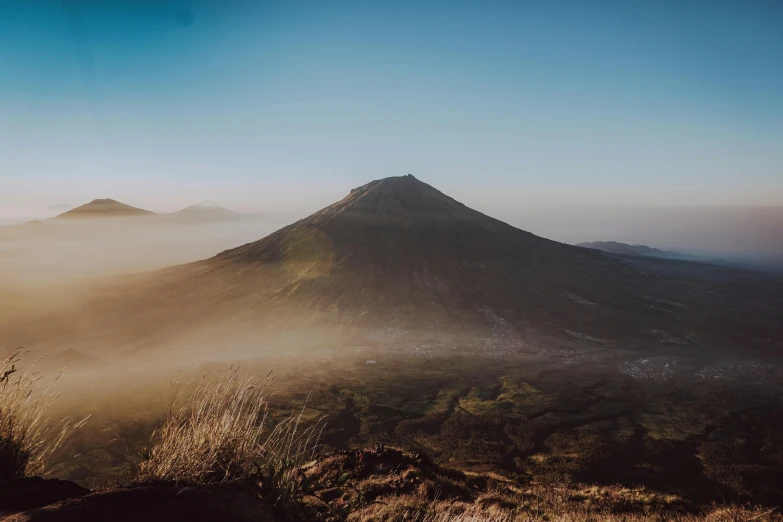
left=211, top=173, right=613, bottom=324
left=577, top=241, right=681, bottom=258
left=54, top=199, right=155, bottom=219
left=54, top=174, right=781, bottom=356
left=578, top=241, right=723, bottom=263
left=167, top=201, right=239, bottom=221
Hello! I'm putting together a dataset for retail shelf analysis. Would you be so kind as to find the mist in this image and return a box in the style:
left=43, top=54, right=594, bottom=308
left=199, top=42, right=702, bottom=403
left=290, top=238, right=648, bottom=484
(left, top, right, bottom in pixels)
left=4, top=203, right=782, bottom=289
left=0, top=214, right=295, bottom=288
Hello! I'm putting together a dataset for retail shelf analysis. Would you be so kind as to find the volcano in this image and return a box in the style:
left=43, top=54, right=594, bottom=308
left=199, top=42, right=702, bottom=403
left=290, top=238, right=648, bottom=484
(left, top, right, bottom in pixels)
left=54, top=199, right=155, bottom=219
left=211, top=174, right=623, bottom=326
left=30, top=175, right=783, bottom=357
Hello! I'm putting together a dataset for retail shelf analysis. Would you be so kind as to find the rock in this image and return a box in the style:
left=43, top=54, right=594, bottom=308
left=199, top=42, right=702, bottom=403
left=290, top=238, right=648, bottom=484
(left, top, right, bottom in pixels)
left=2, top=482, right=276, bottom=522
left=0, top=477, right=89, bottom=515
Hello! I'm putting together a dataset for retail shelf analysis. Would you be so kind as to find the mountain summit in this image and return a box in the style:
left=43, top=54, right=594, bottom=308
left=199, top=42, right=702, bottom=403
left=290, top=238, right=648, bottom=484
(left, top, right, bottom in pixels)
left=55, top=199, right=155, bottom=219
left=219, top=174, right=525, bottom=265
left=310, top=174, right=508, bottom=226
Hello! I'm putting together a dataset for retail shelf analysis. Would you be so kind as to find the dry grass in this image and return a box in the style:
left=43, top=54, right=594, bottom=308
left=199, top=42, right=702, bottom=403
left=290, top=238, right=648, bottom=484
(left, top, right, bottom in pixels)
left=347, top=481, right=782, bottom=522
left=135, top=367, right=326, bottom=486
left=351, top=498, right=781, bottom=522
left=421, top=503, right=782, bottom=521
left=0, top=351, right=86, bottom=483
left=424, top=503, right=782, bottom=521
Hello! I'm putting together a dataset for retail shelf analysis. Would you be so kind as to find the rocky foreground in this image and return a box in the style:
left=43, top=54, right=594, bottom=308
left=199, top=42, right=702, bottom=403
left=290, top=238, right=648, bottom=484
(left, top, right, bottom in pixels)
left=2, top=447, right=780, bottom=522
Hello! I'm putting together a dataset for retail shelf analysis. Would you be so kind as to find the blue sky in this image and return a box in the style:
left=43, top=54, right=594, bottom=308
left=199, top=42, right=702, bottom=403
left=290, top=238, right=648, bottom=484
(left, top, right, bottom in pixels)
left=1, top=0, right=782, bottom=217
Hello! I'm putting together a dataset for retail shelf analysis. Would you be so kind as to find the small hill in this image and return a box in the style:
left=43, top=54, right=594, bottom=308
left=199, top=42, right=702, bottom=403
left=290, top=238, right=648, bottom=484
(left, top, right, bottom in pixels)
left=54, top=199, right=155, bottom=219
left=167, top=201, right=239, bottom=221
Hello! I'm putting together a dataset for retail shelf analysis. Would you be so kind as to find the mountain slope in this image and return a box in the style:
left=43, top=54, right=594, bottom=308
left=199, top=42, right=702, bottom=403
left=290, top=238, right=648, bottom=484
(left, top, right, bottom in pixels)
left=54, top=199, right=155, bottom=219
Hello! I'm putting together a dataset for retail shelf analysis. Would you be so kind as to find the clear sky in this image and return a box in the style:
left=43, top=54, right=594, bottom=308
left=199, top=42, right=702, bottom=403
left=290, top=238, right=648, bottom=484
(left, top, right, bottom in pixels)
left=1, top=0, right=782, bottom=219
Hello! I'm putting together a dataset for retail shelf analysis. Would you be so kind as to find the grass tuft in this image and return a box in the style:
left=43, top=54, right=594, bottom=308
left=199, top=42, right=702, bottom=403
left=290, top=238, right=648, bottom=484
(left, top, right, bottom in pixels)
left=0, top=350, right=86, bottom=483
left=136, top=367, right=326, bottom=488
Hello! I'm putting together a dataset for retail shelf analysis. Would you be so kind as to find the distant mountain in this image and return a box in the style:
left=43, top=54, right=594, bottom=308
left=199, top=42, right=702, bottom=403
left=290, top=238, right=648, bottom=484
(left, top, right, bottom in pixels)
left=577, top=241, right=680, bottom=258
left=167, top=201, right=239, bottom=221
left=577, top=241, right=718, bottom=263
left=54, top=199, right=156, bottom=219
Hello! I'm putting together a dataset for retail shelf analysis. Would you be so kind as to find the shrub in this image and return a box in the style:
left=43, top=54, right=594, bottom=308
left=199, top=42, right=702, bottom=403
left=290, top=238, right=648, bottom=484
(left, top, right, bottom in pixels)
left=136, top=367, right=326, bottom=486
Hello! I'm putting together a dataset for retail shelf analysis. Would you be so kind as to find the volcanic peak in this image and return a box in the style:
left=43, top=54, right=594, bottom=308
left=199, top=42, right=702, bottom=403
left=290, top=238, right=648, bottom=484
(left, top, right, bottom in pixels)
left=54, top=198, right=155, bottom=218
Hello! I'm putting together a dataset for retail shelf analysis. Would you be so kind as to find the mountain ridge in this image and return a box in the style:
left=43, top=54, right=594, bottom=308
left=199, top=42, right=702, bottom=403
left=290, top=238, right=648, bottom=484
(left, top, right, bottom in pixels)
left=578, top=240, right=724, bottom=264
